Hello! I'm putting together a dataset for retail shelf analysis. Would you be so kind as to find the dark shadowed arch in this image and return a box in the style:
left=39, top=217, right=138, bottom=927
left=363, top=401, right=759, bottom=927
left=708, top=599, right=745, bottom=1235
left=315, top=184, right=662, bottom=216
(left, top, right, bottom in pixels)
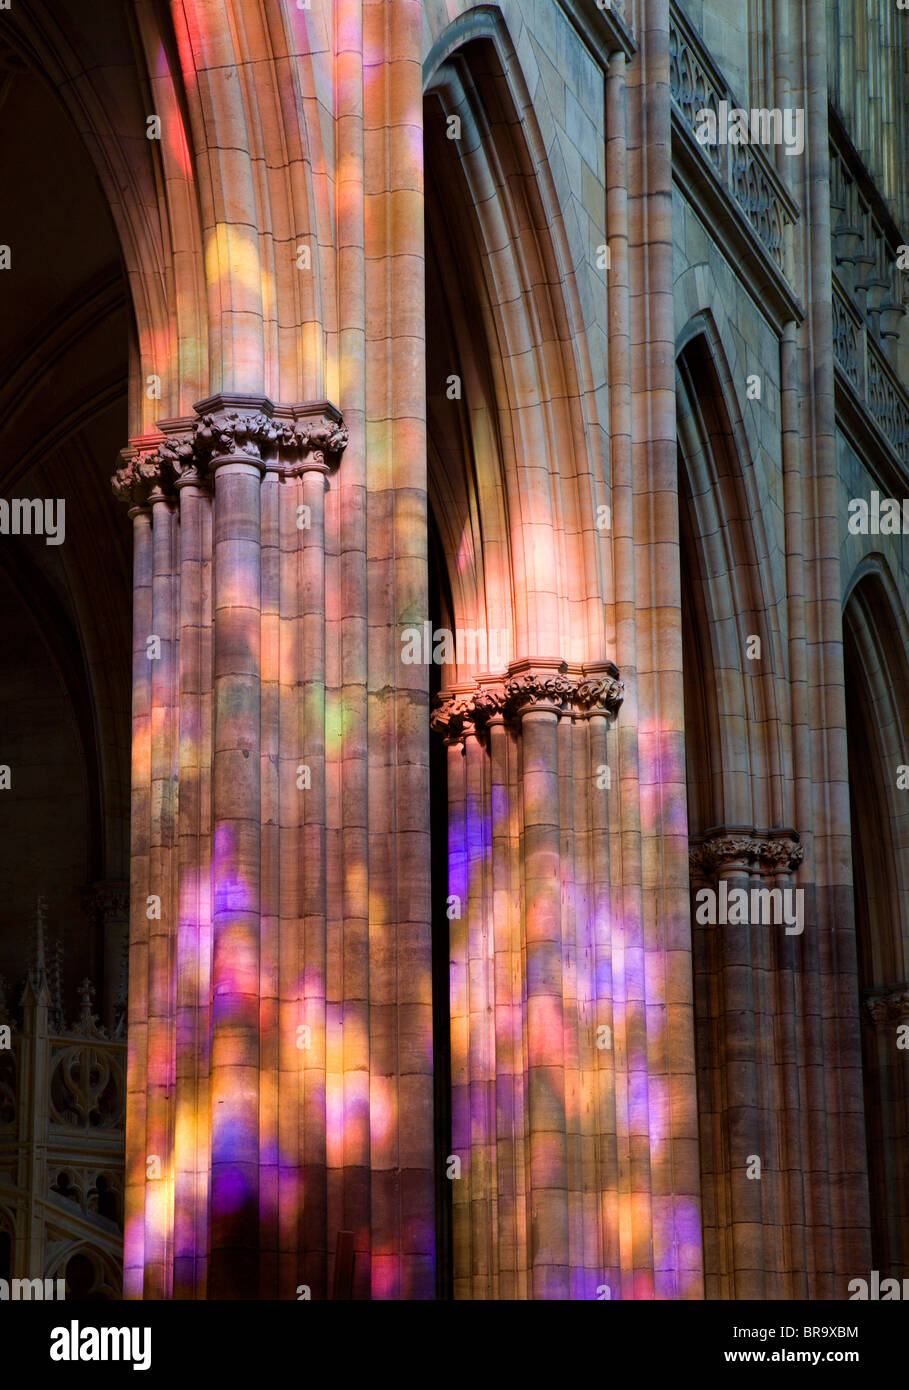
left=844, top=563, right=909, bottom=1275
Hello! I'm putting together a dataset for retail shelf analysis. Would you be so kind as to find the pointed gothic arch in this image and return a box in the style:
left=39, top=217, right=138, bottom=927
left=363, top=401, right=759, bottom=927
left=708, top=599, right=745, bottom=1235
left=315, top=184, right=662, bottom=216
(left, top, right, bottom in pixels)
left=677, top=319, right=807, bottom=1298
left=843, top=560, right=909, bottom=1276
left=424, top=9, right=612, bottom=666
left=676, top=318, right=788, bottom=832
left=423, top=15, right=626, bottom=1299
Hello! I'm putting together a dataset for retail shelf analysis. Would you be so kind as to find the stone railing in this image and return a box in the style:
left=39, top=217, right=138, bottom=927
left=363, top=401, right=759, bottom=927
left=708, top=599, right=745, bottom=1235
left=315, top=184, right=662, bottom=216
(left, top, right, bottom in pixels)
left=829, top=122, right=909, bottom=470
left=866, top=340, right=909, bottom=467
left=832, top=278, right=863, bottom=392
left=830, top=133, right=908, bottom=356
left=834, top=269, right=909, bottom=469
left=669, top=3, right=796, bottom=281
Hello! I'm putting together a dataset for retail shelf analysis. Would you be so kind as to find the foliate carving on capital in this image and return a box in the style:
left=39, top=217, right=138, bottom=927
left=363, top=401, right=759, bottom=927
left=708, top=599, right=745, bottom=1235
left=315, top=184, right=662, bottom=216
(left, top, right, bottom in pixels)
left=504, top=671, right=576, bottom=713
left=111, top=444, right=173, bottom=510
left=432, top=662, right=624, bottom=741
left=760, top=838, right=805, bottom=870
left=112, top=398, right=348, bottom=506
left=503, top=663, right=624, bottom=719
left=688, top=832, right=804, bottom=877
left=430, top=685, right=507, bottom=741
left=864, top=985, right=909, bottom=1025
left=688, top=837, right=758, bottom=876
left=575, top=675, right=626, bottom=714
left=193, top=409, right=347, bottom=467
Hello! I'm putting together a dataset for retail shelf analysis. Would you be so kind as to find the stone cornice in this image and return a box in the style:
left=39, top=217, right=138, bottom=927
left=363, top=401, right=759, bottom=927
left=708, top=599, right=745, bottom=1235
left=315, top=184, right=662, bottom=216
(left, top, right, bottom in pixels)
left=113, top=396, right=348, bottom=508
left=689, top=830, right=804, bottom=876
left=432, top=660, right=624, bottom=740
left=557, top=0, right=636, bottom=66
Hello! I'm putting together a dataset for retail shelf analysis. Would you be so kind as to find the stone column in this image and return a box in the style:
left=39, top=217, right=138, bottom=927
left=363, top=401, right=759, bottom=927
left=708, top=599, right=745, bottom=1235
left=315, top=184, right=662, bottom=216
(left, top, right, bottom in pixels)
left=145, top=470, right=178, bottom=1299
left=689, top=830, right=805, bottom=1298
left=114, top=401, right=349, bottom=1300
left=433, top=662, right=624, bottom=1300
left=296, top=457, right=329, bottom=1291
left=207, top=426, right=264, bottom=1299
left=113, top=443, right=158, bottom=1299
left=511, top=682, right=569, bottom=1301
left=171, top=452, right=211, bottom=1301
left=863, top=986, right=909, bottom=1275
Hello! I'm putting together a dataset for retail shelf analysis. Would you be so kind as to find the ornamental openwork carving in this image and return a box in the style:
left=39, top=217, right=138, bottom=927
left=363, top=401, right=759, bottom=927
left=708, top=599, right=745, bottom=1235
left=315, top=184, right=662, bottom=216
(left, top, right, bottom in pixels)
left=688, top=832, right=804, bottom=877
left=669, top=3, right=794, bottom=276
left=432, top=662, right=624, bottom=741
left=47, top=981, right=126, bottom=1130
left=112, top=396, right=349, bottom=509
left=50, top=1039, right=124, bottom=1130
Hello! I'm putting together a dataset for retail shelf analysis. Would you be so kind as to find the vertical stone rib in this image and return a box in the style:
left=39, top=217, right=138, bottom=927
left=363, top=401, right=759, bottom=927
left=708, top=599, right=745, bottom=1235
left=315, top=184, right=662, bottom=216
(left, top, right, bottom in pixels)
left=334, top=0, right=370, bottom=1296
left=209, top=456, right=262, bottom=1298
left=779, top=319, right=811, bottom=1292
left=588, top=711, right=620, bottom=1290
left=606, top=45, right=656, bottom=1301
left=146, top=491, right=178, bottom=1298
left=559, top=713, right=583, bottom=1294
left=279, top=472, right=303, bottom=1296
left=750, top=864, right=780, bottom=1291
left=465, top=730, right=493, bottom=1296
left=196, top=497, right=214, bottom=1297
left=258, top=469, right=281, bottom=1294
left=520, top=707, right=569, bottom=1298
left=718, top=859, right=765, bottom=1299
left=299, top=464, right=328, bottom=1285
left=173, top=476, right=209, bottom=1299
left=124, top=507, right=153, bottom=1299
left=363, top=0, right=431, bottom=1300
left=571, top=716, right=594, bottom=1295
left=489, top=716, right=518, bottom=1297
left=447, top=737, right=470, bottom=1298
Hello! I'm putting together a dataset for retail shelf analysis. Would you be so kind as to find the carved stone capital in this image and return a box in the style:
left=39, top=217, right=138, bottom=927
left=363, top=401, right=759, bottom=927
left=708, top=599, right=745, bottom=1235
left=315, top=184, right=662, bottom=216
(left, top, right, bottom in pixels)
left=113, top=397, right=348, bottom=504
left=433, top=659, right=624, bottom=740
left=503, top=659, right=623, bottom=720
left=503, top=669, right=577, bottom=715
left=759, top=837, right=805, bottom=870
left=688, top=830, right=804, bottom=877
left=111, top=438, right=175, bottom=510
left=430, top=683, right=507, bottom=741
left=573, top=673, right=625, bottom=714
left=864, top=984, right=909, bottom=1024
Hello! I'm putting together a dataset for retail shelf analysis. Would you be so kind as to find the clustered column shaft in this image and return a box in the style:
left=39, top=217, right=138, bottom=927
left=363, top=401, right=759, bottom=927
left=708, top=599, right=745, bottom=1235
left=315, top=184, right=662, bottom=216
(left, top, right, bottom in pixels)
left=433, top=662, right=624, bottom=1299
left=115, top=398, right=349, bottom=1299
